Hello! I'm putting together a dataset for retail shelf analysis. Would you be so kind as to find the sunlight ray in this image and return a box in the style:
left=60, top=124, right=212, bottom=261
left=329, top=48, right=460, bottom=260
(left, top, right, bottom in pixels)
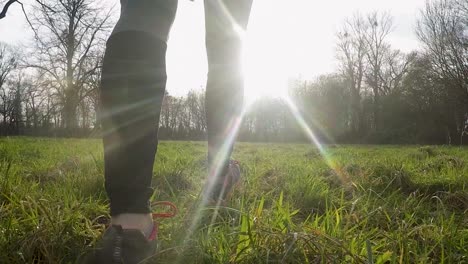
left=175, top=8, right=250, bottom=261
left=283, top=96, right=350, bottom=185
left=173, top=1, right=252, bottom=260
left=98, top=96, right=164, bottom=158
left=180, top=106, right=247, bottom=233
left=214, top=0, right=247, bottom=38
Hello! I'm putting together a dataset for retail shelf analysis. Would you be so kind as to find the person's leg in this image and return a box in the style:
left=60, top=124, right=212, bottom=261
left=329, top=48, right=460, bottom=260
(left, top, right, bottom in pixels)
left=100, top=0, right=177, bottom=235
left=204, top=0, right=253, bottom=199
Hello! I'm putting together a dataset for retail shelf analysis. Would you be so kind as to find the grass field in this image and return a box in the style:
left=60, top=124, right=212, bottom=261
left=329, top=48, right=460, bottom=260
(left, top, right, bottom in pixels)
left=0, top=137, right=467, bottom=263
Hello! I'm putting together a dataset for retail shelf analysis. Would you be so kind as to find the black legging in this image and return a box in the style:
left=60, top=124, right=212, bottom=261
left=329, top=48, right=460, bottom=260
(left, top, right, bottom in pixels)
left=100, top=0, right=253, bottom=216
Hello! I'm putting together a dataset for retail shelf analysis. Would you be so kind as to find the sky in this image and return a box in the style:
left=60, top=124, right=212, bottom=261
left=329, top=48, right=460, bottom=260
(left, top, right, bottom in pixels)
left=0, top=0, right=426, bottom=99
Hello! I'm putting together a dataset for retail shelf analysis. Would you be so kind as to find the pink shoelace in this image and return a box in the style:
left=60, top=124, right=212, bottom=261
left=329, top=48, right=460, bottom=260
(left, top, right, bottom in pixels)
left=148, top=201, right=178, bottom=241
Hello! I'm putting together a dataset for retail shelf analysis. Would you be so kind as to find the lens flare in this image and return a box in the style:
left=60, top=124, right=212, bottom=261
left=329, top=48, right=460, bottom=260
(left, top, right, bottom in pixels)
left=177, top=103, right=249, bottom=249
left=283, top=96, right=350, bottom=185
left=175, top=2, right=251, bottom=260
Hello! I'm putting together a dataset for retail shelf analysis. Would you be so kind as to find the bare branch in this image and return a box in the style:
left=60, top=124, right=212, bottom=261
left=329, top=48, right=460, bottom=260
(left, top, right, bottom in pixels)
left=0, top=0, right=17, bottom=19
left=0, top=0, right=56, bottom=19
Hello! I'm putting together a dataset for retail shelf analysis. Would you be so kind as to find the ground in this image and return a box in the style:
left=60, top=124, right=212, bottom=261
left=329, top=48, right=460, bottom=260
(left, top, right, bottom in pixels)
left=0, top=137, right=467, bottom=263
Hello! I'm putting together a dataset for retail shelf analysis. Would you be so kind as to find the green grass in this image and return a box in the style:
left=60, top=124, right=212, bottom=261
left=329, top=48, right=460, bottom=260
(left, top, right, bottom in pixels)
left=0, top=137, right=467, bottom=263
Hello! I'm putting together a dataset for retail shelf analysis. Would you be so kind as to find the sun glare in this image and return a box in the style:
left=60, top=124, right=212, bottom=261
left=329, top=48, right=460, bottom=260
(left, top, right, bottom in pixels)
left=241, top=2, right=289, bottom=105
left=243, top=39, right=289, bottom=104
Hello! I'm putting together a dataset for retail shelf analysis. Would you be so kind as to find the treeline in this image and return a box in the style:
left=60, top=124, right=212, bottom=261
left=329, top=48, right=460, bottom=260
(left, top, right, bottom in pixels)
left=0, top=0, right=467, bottom=144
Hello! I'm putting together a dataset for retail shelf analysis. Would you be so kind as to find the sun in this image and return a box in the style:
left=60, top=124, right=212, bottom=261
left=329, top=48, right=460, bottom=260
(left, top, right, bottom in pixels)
left=242, top=39, right=289, bottom=105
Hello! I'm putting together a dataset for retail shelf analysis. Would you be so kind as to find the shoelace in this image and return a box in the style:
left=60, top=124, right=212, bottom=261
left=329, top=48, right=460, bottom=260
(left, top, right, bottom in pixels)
left=151, top=201, right=178, bottom=218
left=147, top=201, right=178, bottom=241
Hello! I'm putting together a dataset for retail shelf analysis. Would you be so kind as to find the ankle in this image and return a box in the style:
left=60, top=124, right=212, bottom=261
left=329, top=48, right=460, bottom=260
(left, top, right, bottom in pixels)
left=111, top=213, right=154, bottom=237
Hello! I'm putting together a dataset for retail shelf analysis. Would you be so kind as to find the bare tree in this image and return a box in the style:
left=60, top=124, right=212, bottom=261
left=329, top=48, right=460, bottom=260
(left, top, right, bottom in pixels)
left=24, top=0, right=113, bottom=134
left=363, top=11, right=394, bottom=131
left=0, top=42, right=17, bottom=93
left=417, top=0, right=468, bottom=144
left=0, top=0, right=55, bottom=20
left=185, top=89, right=206, bottom=133
left=379, top=50, right=415, bottom=95
left=23, top=78, right=42, bottom=129
left=336, top=14, right=368, bottom=134
left=84, top=55, right=103, bottom=131
left=0, top=42, right=19, bottom=134
left=337, top=12, right=404, bottom=132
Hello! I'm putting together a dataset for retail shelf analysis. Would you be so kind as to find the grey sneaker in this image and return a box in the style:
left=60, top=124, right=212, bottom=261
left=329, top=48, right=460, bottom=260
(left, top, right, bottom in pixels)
left=208, top=160, right=241, bottom=204
left=85, top=224, right=158, bottom=264
left=85, top=202, right=177, bottom=264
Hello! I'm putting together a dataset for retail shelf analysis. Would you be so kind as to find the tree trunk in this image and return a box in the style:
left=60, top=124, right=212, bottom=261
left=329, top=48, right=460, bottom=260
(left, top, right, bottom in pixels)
left=373, top=87, right=380, bottom=131
left=63, top=95, right=78, bottom=135
left=350, top=88, right=361, bottom=134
